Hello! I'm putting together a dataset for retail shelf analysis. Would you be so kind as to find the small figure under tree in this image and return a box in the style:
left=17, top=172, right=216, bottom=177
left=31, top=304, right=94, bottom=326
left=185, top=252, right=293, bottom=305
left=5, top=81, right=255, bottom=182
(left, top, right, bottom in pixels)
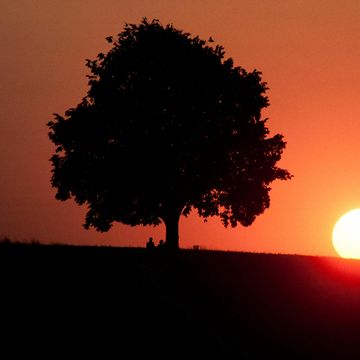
left=48, top=19, right=292, bottom=250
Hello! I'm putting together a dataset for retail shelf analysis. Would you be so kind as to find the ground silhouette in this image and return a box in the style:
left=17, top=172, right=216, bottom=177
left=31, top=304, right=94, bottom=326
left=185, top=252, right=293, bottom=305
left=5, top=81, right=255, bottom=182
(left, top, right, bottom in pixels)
left=2, top=242, right=360, bottom=358
left=47, top=18, right=291, bottom=249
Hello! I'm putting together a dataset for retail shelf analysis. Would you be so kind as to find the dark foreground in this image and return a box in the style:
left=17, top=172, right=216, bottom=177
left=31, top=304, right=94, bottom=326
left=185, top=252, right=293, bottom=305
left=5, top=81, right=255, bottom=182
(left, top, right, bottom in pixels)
left=2, top=243, right=360, bottom=359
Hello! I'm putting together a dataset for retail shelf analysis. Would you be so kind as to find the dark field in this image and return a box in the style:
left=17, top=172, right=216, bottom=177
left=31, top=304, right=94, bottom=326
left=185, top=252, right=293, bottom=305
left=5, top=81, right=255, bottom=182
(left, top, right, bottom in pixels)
left=2, top=243, right=360, bottom=359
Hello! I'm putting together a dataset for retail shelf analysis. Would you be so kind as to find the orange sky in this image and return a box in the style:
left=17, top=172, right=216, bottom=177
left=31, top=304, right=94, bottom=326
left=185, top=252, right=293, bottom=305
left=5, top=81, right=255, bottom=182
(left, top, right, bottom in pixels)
left=1, top=1, right=360, bottom=256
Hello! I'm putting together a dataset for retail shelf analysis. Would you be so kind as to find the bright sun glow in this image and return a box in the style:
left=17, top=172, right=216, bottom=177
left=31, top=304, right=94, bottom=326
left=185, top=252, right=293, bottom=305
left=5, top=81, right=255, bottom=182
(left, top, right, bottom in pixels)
left=332, top=209, right=360, bottom=259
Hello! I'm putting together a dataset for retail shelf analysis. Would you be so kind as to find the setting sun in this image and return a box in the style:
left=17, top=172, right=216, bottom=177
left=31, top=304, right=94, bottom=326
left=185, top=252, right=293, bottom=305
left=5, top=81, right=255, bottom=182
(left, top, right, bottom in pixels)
left=332, top=209, right=360, bottom=259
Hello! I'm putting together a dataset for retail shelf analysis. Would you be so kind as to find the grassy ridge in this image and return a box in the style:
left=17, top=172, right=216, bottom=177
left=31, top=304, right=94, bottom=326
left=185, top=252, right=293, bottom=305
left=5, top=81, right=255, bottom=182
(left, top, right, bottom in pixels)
left=2, top=243, right=360, bottom=358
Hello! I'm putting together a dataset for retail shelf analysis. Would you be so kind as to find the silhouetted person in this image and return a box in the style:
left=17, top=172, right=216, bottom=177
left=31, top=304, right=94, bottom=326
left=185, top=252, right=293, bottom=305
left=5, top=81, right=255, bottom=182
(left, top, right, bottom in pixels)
left=157, top=239, right=165, bottom=249
left=146, top=237, right=155, bottom=250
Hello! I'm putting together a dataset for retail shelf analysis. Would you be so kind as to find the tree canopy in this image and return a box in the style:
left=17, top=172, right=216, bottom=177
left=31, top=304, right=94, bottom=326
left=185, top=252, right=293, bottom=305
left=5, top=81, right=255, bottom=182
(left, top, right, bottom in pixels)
left=48, top=19, right=292, bottom=249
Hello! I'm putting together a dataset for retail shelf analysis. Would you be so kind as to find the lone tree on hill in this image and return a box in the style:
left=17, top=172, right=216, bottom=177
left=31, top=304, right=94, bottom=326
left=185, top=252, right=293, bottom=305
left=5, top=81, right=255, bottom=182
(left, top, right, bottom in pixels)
left=48, top=19, right=292, bottom=249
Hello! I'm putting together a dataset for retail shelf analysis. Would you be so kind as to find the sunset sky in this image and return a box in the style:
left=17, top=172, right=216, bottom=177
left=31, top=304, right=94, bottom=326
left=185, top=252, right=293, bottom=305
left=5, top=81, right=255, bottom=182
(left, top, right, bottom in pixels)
left=1, top=1, right=360, bottom=256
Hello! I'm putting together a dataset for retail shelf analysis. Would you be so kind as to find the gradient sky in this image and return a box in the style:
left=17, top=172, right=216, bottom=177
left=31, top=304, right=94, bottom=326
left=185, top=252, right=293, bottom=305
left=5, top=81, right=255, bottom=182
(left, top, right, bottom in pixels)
left=1, top=0, right=360, bottom=256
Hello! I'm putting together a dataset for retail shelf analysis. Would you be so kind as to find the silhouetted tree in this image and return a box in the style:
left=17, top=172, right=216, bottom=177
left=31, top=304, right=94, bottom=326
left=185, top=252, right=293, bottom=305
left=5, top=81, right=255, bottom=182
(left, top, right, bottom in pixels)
left=48, top=19, right=292, bottom=249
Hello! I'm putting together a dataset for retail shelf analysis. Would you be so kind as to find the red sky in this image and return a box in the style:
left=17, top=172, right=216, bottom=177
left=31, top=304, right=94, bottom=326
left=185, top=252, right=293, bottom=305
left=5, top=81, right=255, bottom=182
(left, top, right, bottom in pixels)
left=1, top=1, right=360, bottom=256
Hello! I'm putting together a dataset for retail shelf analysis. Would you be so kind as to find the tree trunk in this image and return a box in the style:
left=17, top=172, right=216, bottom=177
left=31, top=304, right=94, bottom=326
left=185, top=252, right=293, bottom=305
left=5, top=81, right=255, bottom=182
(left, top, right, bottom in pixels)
left=164, top=211, right=180, bottom=250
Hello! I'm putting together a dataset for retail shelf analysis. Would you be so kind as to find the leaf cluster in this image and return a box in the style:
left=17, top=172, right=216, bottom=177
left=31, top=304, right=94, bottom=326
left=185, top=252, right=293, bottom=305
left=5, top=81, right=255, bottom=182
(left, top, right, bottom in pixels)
left=48, top=19, right=291, bottom=231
